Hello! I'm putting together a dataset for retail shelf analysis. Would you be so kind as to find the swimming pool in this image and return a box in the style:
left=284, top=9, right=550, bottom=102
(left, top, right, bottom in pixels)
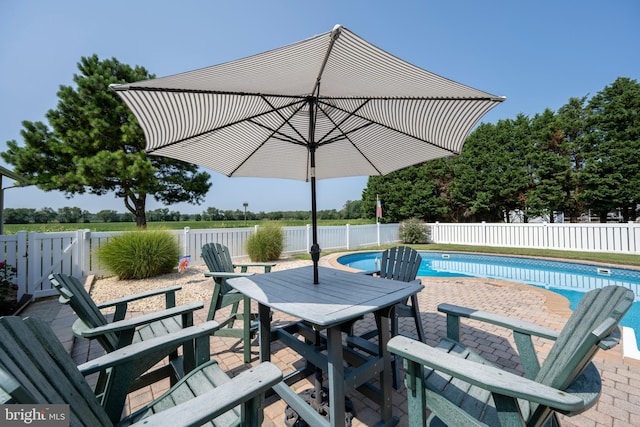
left=337, top=251, right=640, bottom=339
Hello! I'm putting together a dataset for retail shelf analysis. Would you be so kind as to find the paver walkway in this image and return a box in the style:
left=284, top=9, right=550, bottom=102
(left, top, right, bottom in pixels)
left=20, top=264, right=640, bottom=426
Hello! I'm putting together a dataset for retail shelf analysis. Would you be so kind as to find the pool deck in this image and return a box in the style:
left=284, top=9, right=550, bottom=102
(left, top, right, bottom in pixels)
left=19, top=254, right=640, bottom=427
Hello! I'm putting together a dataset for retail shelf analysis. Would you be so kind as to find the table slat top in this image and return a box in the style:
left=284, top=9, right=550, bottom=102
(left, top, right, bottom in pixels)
left=227, top=266, right=423, bottom=327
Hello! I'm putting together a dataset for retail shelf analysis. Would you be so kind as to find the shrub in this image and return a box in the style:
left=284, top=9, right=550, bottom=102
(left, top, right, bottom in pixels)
left=0, top=261, right=18, bottom=299
left=399, top=218, right=430, bottom=244
left=98, top=229, right=180, bottom=279
left=247, top=223, right=284, bottom=262
left=0, top=261, right=19, bottom=315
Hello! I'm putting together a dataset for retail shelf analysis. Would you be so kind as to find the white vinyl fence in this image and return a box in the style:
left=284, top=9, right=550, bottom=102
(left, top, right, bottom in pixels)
left=2, top=223, right=400, bottom=300
left=4, top=221, right=639, bottom=302
left=429, top=221, right=640, bottom=254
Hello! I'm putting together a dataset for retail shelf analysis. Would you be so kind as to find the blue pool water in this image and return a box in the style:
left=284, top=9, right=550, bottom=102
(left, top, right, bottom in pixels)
left=337, top=251, right=640, bottom=340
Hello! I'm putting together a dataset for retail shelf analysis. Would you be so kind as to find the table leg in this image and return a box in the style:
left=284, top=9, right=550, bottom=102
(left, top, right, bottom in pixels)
left=326, top=326, right=345, bottom=427
left=259, top=303, right=271, bottom=362
left=375, top=309, right=394, bottom=424
left=243, top=295, right=251, bottom=363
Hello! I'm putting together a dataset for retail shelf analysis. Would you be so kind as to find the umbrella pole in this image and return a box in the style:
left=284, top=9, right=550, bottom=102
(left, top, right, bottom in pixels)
left=309, top=97, right=320, bottom=285
left=308, top=97, right=325, bottom=410
left=310, top=172, right=320, bottom=284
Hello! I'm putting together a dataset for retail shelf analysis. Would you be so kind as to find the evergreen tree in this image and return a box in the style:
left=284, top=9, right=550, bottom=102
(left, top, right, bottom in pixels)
left=579, top=77, right=640, bottom=221
left=2, top=55, right=211, bottom=227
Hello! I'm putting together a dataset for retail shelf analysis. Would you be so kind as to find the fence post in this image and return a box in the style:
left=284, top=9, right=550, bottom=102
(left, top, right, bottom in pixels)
left=431, top=222, right=439, bottom=243
left=16, top=231, right=27, bottom=300
left=82, top=229, right=92, bottom=277
left=306, top=224, right=311, bottom=253
left=628, top=221, right=636, bottom=254
left=376, top=222, right=381, bottom=246
left=482, top=221, right=487, bottom=246
left=183, top=226, right=190, bottom=257
left=346, top=224, right=351, bottom=250
left=73, top=229, right=89, bottom=278
left=26, top=232, right=37, bottom=297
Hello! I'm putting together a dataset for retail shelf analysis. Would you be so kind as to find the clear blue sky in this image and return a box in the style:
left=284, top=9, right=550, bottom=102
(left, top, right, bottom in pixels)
left=1, top=1, right=638, bottom=215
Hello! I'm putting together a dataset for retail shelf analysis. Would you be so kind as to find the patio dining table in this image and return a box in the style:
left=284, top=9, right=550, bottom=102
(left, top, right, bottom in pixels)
left=227, top=265, right=424, bottom=427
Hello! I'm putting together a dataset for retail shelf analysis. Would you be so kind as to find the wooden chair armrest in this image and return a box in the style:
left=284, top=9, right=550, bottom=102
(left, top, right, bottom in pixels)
left=77, top=302, right=204, bottom=338
left=204, top=271, right=255, bottom=279
left=387, top=336, right=585, bottom=412
left=0, top=369, right=33, bottom=404
left=96, top=285, right=182, bottom=309
left=438, top=303, right=560, bottom=379
left=128, top=362, right=282, bottom=427
left=233, top=262, right=276, bottom=273
left=438, top=303, right=560, bottom=340
left=78, top=321, right=220, bottom=375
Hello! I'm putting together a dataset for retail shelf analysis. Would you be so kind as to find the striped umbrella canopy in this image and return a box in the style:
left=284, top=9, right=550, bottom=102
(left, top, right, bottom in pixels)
left=111, top=24, right=505, bottom=283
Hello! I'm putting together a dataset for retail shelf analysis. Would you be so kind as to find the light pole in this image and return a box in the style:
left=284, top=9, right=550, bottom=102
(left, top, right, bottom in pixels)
left=243, top=202, right=248, bottom=226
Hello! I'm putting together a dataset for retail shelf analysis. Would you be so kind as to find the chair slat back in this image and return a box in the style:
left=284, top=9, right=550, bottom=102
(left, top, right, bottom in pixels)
left=202, top=243, right=236, bottom=294
left=202, top=243, right=235, bottom=273
left=49, top=273, right=118, bottom=351
left=0, top=316, right=113, bottom=427
left=378, top=246, right=422, bottom=282
left=537, top=285, right=634, bottom=389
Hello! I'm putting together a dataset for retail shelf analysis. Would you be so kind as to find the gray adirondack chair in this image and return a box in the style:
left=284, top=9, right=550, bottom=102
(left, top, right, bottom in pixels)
left=0, top=315, right=281, bottom=427
left=49, top=273, right=203, bottom=397
left=202, top=242, right=276, bottom=363
left=346, top=246, right=426, bottom=388
left=388, top=285, right=634, bottom=426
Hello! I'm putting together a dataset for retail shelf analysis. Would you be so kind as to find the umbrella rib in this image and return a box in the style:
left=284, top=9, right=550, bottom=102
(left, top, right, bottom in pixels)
left=246, top=118, right=308, bottom=146
left=115, top=85, right=504, bottom=103
left=114, top=85, right=310, bottom=100
left=317, top=122, right=374, bottom=146
left=145, top=96, right=305, bottom=153
left=321, top=95, right=505, bottom=102
left=314, top=99, right=371, bottom=145
left=321, top=101, right=461, bottom=155
left=314, top=100, right=383, bottom=175
left=228, top=96, right=309, bottom=176
left=259, top=95, right=310, bottom=145
left=311, top=24, right=343, bottom=98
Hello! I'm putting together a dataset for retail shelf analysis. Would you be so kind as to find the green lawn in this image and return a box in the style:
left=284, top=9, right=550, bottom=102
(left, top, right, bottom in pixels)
left=306, top=243, right=640, bottom=268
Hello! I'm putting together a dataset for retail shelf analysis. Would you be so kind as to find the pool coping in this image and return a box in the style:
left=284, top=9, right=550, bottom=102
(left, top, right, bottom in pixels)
left=326, top=250, right=640, bottom=362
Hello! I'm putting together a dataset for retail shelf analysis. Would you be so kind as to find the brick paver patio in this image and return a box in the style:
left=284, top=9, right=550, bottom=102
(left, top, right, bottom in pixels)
left=21, top=256, right=640, bottom=426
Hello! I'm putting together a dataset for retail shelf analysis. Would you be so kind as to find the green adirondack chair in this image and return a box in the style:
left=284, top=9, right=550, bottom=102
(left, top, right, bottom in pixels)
left=49, top=273, right=203, bottom=397
left=346, top=246, right=426, bottom=388
left=202, top=242, right=276, bottom=363
left=388, top=285, right=634, bottom=426
left=0, top=316, right=282, bottom=427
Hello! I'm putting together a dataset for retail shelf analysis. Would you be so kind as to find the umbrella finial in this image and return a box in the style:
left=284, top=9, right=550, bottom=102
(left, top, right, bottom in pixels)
left=331, top=24, right=343, bottom=40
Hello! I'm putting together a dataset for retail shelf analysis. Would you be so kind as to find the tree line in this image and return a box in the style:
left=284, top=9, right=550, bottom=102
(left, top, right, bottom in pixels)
left=3, top=202, right=364, bottom=225
left=362, top=77, right=640, bottom=223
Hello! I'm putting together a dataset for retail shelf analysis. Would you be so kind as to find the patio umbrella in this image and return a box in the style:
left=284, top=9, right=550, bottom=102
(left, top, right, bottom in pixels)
left=111, top=24, right=505, bottom=284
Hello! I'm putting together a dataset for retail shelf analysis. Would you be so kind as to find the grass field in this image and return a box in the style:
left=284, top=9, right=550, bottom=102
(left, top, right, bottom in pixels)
left=2, top=219, right=374, bottom=234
